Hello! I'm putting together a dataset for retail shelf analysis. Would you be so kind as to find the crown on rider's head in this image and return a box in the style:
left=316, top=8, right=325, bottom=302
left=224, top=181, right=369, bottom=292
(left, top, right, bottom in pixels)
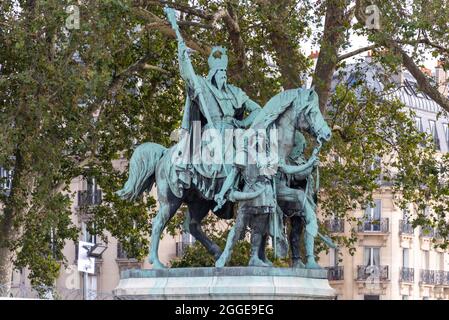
left=208, top=46, right=228, bottom=72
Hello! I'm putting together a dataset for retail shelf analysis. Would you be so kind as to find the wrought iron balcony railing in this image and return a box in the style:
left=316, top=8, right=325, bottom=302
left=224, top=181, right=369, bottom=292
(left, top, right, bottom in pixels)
left=435, top=271, right=449, bottom=286
left=356, top=265, right=389, bottom=281
left=420, top=269, right=436, bottom=285
left=399, top=267, right=414, bottom=283
left=419, top=227, right=435, bottom=238
left=327, top=266, right=344, bottom=281
left=357, top=218, right=389, bottom=233
left=77, top=190, right=102, bottom=207
left=324, top=219, right=345, bottom=233
left=399, top=220, right=414, bottom=235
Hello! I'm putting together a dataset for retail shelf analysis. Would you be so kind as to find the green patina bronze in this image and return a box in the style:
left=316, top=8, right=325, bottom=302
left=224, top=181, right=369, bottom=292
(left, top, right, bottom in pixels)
left=116, top=6, right=334, bottom=270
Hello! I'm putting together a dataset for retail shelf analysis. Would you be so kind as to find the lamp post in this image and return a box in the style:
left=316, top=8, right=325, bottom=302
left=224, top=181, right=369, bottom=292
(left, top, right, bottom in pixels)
left=80, top=243, right=107, bottom=300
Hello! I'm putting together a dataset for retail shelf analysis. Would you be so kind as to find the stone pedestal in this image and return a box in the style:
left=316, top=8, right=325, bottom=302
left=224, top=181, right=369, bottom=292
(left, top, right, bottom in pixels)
left=114, top=267, right=336, bottom=300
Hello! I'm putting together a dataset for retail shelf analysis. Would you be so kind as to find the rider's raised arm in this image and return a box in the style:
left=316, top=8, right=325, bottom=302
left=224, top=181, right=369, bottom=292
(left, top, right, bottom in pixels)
left=178, top=41, right=199, bottom=91
left=239, top=99, right=262, bottom=128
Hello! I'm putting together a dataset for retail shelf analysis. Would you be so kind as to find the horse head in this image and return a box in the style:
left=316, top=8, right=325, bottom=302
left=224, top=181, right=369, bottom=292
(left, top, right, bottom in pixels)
left=295, top=88, right=332, bottom=145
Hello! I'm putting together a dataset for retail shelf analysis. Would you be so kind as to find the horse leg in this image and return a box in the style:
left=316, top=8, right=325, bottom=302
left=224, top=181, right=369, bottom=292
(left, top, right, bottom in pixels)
left=149, top=200, right=181, bottom=269
left=215, top=210, right=249, bottom=268
left=149, top=162, right=183, bottom=269
left=187, top=202, right=222, bottom=260
left=290, top=216, right=305, bottom=268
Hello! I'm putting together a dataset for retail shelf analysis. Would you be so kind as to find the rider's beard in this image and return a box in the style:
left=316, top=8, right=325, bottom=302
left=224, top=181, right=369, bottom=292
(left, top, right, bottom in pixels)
left=214, top=75, right=227, bottom=91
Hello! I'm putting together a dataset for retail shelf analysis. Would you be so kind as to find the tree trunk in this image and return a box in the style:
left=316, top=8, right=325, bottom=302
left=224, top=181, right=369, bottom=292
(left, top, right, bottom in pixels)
left=313, top=0, right=348, bottom=114
left=0, top=149, right=29, bottom=296
left=0, top=209, right=16, bottom=297
left=257, top=0, right=308, bottom=90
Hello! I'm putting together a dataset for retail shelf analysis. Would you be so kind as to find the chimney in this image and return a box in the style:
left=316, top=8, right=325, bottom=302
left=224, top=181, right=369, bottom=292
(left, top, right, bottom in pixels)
left=391, top=68, right=404, bottom=86
left=435, top=61, right=448, bottom=95
left=420, top=67, right=432, bottom=77
left=309, top=50, right=319, bottom=60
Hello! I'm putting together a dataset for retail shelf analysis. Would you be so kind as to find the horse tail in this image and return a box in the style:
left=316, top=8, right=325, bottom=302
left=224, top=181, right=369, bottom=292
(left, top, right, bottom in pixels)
left=116, top=142, right=167, bottom=201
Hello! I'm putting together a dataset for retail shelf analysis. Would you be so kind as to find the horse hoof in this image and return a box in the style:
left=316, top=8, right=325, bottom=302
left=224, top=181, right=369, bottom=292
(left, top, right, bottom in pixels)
left=305, top=260, right=322, bottom=269
left=249, top=257, right=270, bottom=267
left=263, top=259, right=274, bottom=267
left=150, top=258, right=167, bottom=269
left=292, top=260, right=306, bottom=269
left=215, top=256, right=226, bottom=268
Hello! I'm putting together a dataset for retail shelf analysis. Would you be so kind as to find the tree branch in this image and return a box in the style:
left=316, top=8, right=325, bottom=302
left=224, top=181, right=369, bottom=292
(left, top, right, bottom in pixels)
left=133, top=0, right=211, bottom=20
left=337, top=45, right=379, bottom=61
left=391, top=41, right=449, bottom=112
left=313, top=0, right=350, bottom=113
left=396, top=38, right=449, bottom=55
left=354, top=0, right=449, bottom=113
left=256, top=0, right=308, bottom=90
left=132, top=7, right=210, bottom=56
left=219, top=4, right=246, bottom=83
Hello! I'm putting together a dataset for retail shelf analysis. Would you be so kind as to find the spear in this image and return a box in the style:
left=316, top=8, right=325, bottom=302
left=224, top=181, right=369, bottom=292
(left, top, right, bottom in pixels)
left=164, top=6, right=215, bottom=128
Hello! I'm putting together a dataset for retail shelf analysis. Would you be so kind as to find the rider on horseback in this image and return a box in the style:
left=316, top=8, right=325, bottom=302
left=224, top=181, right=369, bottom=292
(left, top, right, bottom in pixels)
left=175, top=42, right=262, bottom=190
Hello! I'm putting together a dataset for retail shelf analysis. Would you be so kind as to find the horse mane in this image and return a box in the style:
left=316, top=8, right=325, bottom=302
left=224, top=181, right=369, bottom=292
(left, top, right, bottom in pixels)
left=250, top=88, right=312, bottom=130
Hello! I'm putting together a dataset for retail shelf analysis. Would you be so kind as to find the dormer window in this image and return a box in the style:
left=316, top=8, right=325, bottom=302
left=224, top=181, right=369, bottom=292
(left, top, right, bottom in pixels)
left=414, top=117, right=423, bottom=132
left=428, top=120, right=440, bottom=150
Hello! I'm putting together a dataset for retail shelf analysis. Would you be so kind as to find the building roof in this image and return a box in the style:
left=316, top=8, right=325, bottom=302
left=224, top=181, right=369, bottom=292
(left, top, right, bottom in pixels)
left=332, top=59, right=449, bottom=152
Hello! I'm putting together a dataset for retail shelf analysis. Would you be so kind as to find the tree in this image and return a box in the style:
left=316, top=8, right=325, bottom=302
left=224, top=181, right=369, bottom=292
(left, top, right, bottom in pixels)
left=0, top=0, right=181, bottom=294
left=1, top=0, right=448, bottom=293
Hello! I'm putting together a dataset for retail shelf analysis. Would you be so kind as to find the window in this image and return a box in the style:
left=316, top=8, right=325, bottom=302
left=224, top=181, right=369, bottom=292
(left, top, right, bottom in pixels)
left=415, top=117, right=423, bottom=132
left=402, top=208, right=410, bottom=221
left=439, top=252, right=444, bottom=271
left=364, top=247, right=380, bottom=266
left=364, top=200, right=382, bottom=231
left=182, top=232, right=195, bottom=245
left=428, top=120, right=441, bottom=150
left=403, top=248, right=409, bottom=268
left=422, top=251, right=430, bottom=270
left=364, top=295, right=380, bottom=300
left=0, top=167, right=12, bottom=191
left=367, top=156, right=382, bottom=184
left=329, top=248, right=339, bottom=267
left=49, top=227, right=58, bottom=259
left=82, top=221, right=97, bottom=244
left=442, top=123, right=449, bottom=151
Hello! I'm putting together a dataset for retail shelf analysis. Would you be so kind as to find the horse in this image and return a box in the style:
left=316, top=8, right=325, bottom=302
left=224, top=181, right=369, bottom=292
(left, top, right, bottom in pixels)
left=117, top=87, right=331, bottom=269
left=215, top=87, right=332, bottom=268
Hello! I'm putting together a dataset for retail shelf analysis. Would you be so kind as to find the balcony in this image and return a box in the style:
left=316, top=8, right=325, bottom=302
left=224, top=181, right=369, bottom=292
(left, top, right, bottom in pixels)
left=399, top=267, right=414, bottom=283
left=324, top=219, right=345, bottom=233
left=357, top=218, right=389, bottom=233
left=419, top=226, right=435, bottom=238
left=77, top=190, right=102, bottom=214
left=420, top=269, right=436, bottom=285
left=327, top=266, right=344, bottom=281
left=435, top=271, right=449, bottom=287
left=399, top=220, right=414, bottom=235
left=356, top=265, right=389, bottom=281
left=356, top=218, right=389, bottom=246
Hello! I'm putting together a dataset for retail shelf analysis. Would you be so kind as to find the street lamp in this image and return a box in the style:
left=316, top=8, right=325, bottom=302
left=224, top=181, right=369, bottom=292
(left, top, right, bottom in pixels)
left=85, top=243, right=107, bottom=258
left=81, top=243, right=107, bottom=300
